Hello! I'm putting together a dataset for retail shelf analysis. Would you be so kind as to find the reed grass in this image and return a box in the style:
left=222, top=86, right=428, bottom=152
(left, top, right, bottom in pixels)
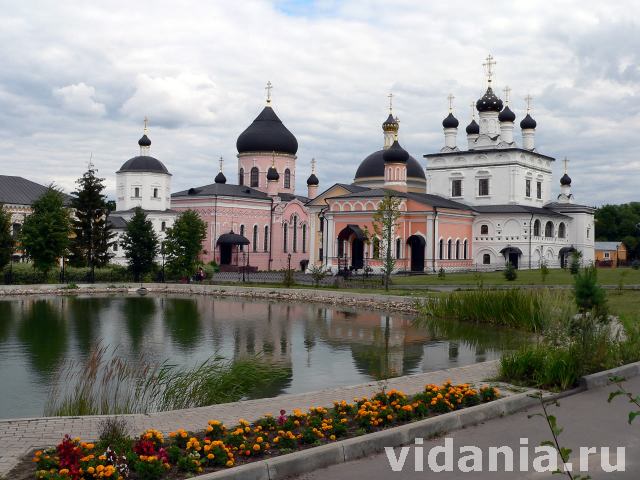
left=45, top=346, right=290, bottom=416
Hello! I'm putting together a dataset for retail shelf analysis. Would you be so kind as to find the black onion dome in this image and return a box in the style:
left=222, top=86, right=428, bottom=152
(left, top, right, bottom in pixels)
left=560, top=173, right=572, bottom=186
left=465, top=119, right=480, bottom=135
left=118, top=156, right=169, bottom=174
left=138, top=134, right=151, bottom=147
left=382, top=113, right=399, bottom=131
left=476, top=87, right=503, bottom=112
left=498, top=105, right=516, bottom=122
left=355, top=150, right=425, bottom=180
left=215, top=171, right=227, bottom=184
left=383, top=140, right=409, bottom=164
left=267, top=166, right=280, bottom=181
left=236, top=105, right=298, bottom=155
left=306, top=173, right=319, bottom=186
left=442, top=113, right=459, bottom=129
left=520, top=113, right=537, bottom=129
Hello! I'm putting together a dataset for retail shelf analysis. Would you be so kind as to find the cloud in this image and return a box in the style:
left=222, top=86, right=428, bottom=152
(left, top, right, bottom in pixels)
left=53, top=82, right=106, bottom=116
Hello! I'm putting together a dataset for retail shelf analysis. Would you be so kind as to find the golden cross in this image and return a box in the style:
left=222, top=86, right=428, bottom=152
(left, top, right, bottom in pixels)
left=447, top=93, right=455, bottom=112
left=388, top=92, right=393, bottom=112
left=311, top=158, right=316, bottom=174
left=271, top=151, right=276, bottom=167
left=503, top=86, right=511, bottom=105
left=483, top=54, right=496, bottom=84
left=563, top=157, right=569, bottom=174
left=219, top=156, right=224, bottom=172
left=525, top=94, right=533, bottom=112
left=265, top=81, right=273, bottom=103
left=143, top=116, right=149, bottom=133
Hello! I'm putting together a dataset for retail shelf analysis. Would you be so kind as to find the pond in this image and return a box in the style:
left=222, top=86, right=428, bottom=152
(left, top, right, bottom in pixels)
left=0, top=295, right=527, bottom=418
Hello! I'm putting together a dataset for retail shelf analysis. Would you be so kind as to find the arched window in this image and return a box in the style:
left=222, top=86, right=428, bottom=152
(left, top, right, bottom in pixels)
left=463, top=240, right=468, bottom=259
left=480, top=224, right=489, bottom=235
left=239, top=225, right=245, bottom=251
left=252, top=225, right=258, bottom=252
left=373, top=237, right=380, bottom=259
left=396, top=238, right=401, bottom=259
left=447, top=239, right=452, bottom=259
left=545, top=221, right=554, bottom=238
left=284, top=168, right=291, bottom=189
left=161, top=221, right=166, bottom=232
left=239, top=168, right=244, bottom=186
left=558, top=222, right=566, bottom=239
left=302, top=224, right=307, bottom=253
left=12, top=223, right=21, bottom=238
left=455, top=240, right=460, bottom=259
left=264, top=225, right=269, bottom=252
left=483, top=253, right=491, bottom=264
left=292, top=216, right=298, bottom=253
left=533, top=219, right=541, bottom=237
left=439, top=239, right=444, bottom=259
left=283, top=223, right=288, bottom=252
left=250, top=167, right=259, bottom=187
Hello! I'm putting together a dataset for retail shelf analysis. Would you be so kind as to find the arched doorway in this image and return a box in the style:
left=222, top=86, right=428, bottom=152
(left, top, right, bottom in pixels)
left=216, top=231, right=250, bottom=271
left=337, top=225, right=366, bottom=270
left=559, top=246, right=576, bottom=268
left=499, top=246, right=522, bottom=269
left=406, top=235, right=425, bottom=272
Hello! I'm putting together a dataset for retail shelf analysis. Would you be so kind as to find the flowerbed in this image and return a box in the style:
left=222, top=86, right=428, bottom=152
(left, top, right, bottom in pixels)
left=32, top=382, right=499, bottom=480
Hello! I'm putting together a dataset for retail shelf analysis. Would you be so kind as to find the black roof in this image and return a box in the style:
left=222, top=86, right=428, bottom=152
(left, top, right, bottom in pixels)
left=329, top=188, right=471, bottom=211
left=118, top=156, right=170, bottom=174
left=108, top=215, right=128, bottom=229
left=560, top=173, right=571, bottom=186
left=306, top=173, right=319, bottom=186
left=138, top=134, right=151, bottom=147
left=465, top=119, right=479, bottom=135
left=267, top=166, right=280, bottom=181
left=383, top=140, right=409, bottom=164
left=278, top=192, right=310, bottom=203
left=217, top=231, right=250, bottom=245
left=0, top=175, right=71, bottom=206
left=442, top=112, right=459, bottom=129
left=215, top=171, right=227, bottom=184
left=424, top=147, right=555, bottom=162
left=236, top=105, right=298, bottom=155
left=172, top=183, right=271, bottom=200
left=476, top=86, right=503, bottom=112
left=545, top=202, right=595, bottom=214
left=498, top=105, right=516, bottom=122
left=520, top=113, right=537, bottom=129
left=355, top=149, right=426, bottom=180
left=472, top=204, right=570, bottom=218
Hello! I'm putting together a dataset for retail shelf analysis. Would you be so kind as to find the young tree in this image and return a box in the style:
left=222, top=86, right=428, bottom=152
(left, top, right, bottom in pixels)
left=69, top=165, right=114, bottom=268
left=20, top=187, right=70, bottom=277
left=372, top=192, right=401, bottom=291
left=0, top=205, right=14, bottom=269
left=164, top=210, right=207, bottom=278
left=120, top=207, right=158, bottom=282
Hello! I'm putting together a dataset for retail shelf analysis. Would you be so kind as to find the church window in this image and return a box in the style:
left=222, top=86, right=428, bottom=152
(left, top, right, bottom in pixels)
left=113, top=242, right=118, bottom=252
left=463, top=239, right=468, bottom=259
left=536, top=181, right=542, bottom=199
left=480, top=224, right=489, bottom=235
left=455, top=240, right=460, bottom=259
left=284, top=169, right=291, bottom=189
left=558, top=222, right=566, bottom=239
left=533, top=219, right=541, bottom=237
left=373, top=237, right=380, bottom=259
left=302, top=224, right=307, bottom=253
left=264, top=225, right=269, bottom=252
left=478, top=178, right=489, bottom=196
left=545, top=221, right=554, bottom=238
left=240, top=225, right=245, bottom=251
left=161, top=221, right=166, bottom=232
left=283, top=223, right=288, bottom=252
left=253, top=225, right=258, bottom=252
left=12, top=223, right=21, bottom=238
left=525, top=179, right=531, bottom=198
left=483, top=253, right=491, bottom=265
left=439, top=239, right=444, bottom=259
left=134, top=187, right=141, bottom=198
left=319, top=218, right=324, bottom=233
left=587, top=227, right=590, bottom=239
left=239, top=168, right=244, bottom=185
left=250, top=167, right=259, bottom=187
left=396, top=238, right=401, bottom=259
left=447, top=239, right=452, bottom=259
left=292, top=216, right=298, bottom=253
left=153, top=188, right=159, bottom=198
left=451, top=179, right=462, bottom=197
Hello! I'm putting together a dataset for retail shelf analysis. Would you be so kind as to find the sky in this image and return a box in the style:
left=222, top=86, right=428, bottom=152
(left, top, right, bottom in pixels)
left=0, top=0, right=639, bottom=205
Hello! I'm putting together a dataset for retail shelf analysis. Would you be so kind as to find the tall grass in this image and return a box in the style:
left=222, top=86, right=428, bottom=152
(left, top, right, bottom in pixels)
left=45, top=346, right=290, bottom=416
left=414, top=289, right=570, bottom=332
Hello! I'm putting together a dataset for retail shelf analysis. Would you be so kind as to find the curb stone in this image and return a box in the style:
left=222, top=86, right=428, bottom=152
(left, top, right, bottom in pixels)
left=581, top=361, right=640, bottom=390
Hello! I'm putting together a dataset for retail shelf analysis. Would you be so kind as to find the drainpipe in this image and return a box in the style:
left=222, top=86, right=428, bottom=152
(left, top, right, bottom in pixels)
left=529, top=212, right=534, bottom=269
left=268, top=197, right=275, bottom=271
left=213, top=194, right=218, bottom=262
left=432, top=207, right=438, bottom=272
left=319, top=206, right=328, bottom=269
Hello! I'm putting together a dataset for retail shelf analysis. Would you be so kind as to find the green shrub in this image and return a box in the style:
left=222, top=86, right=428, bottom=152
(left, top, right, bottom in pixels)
left=574, top=265, right=607, bottom=317
left=438, top=267, right=446, bottom=279
left=569, top=250, right=582, bottom=274
left=503, top=262, right=517, bottom=281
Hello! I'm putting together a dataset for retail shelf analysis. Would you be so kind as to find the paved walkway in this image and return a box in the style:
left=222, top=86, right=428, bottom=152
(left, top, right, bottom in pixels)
left=293, top=375, right=640, bottom=479
left=0, top=361, right=499, bottom=476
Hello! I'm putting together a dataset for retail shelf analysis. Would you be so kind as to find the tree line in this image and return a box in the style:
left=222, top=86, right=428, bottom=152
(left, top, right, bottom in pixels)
left=0, top=166, right=206, bottom=282
left=595, top=202, right=640, bottom=259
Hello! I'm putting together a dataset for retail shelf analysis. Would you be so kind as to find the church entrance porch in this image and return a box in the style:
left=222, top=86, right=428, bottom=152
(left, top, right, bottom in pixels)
left=407, top=235, right=426, bottom=272
left=559, top=246, right=577, bottom=269
left=337, top=225, right=366, bottom=272
left=500, top=246, right=522, bottom=269
left=216, top=231, right=250, bottom=272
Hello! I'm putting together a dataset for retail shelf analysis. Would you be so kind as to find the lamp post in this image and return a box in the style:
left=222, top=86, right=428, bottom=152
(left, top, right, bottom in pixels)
left=160, top=242, right=165, bottom=283
left=242, top=251, right=247, bottom=283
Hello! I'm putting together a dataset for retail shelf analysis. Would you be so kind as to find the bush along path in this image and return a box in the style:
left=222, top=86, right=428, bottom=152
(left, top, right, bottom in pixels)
left=28, top=382, right=499, bottom=480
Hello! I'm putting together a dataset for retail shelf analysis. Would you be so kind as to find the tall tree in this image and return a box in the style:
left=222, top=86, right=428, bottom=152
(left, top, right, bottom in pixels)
left=0, top=205, right=14, bottom=269
left=120, top=207, right=158, bottom=282
left=69, top=165, right=114, bottom=268
left=372, top=192, right=401, bottom=291
left=164, top=210, right=207, bottom=278
left=20, top=187, right=71, bottom=277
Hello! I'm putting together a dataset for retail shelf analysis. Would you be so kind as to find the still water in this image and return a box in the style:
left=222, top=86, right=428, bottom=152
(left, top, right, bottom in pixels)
left=0, top=295, right=525, bottom=418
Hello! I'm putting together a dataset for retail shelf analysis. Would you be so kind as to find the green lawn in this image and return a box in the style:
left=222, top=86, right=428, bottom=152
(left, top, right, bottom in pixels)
left=393, top=267, right=640, bottom=286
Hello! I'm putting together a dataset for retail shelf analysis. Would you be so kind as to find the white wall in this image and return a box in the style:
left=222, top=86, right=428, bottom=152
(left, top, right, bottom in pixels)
left=116, top=172, right=172, bottom=211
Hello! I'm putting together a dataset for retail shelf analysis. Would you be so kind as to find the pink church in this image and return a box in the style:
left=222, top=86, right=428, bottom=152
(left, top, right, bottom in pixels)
left=171, top=95, right=315, bottom=271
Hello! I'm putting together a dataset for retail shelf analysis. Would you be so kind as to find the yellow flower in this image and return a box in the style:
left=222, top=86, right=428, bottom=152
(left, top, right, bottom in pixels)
left=253, top=444, right=261, bottom=451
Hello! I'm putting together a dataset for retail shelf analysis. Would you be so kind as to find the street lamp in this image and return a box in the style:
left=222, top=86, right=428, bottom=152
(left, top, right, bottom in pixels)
left=242, top=251, right=247, bottom=283
left=160, top=242, right=166, bottom=283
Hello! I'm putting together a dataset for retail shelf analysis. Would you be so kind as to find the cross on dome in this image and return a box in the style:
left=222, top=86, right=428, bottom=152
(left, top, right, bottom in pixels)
left=525, top=94, right=534, bottom=112
left=143, top=116, right=149, bottom=134
left=470, top=101, right=476, bottom=119
left=563, top=157, right=569, bottom=174
left=219, top=156, right=224, bottom=172
left=447, top=93, right=455, bottom=112
left=388, top=92, right=393, bottom=113
left=483, top=54, right=496, bottom=84
left=265, top=81, right=273, bottom=104
left=311, top=157, right=316, bottom=174
left=503, top=86, right=511, bottom=105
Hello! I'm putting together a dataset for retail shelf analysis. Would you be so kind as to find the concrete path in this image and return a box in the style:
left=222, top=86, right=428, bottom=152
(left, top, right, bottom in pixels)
left=0, top=361, right=498, bottom=476
left=292, top=375, right=640, bottom=479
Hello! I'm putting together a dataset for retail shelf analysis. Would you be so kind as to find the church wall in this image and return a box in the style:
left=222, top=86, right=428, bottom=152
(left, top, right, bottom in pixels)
left=116, top=172, right=171, bottom=211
